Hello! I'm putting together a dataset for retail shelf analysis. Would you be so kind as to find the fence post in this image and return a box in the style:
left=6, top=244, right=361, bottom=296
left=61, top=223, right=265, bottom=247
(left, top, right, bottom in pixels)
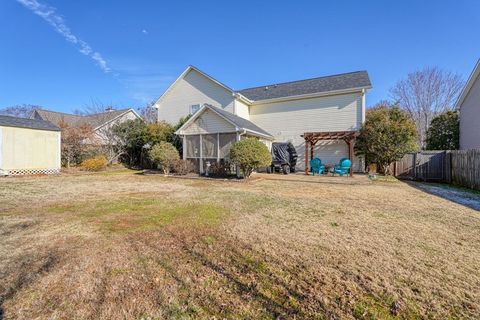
left=413, top=152, right=417, bottom=180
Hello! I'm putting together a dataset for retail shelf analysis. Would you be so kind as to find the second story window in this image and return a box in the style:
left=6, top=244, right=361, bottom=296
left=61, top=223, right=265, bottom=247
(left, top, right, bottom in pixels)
left=190, top=104, right=201, bottom=114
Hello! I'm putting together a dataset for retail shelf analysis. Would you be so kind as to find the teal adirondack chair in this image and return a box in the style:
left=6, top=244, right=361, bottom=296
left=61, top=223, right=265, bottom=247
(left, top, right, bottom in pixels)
left=310, top=158, right=325, bottom=175
left=333, top=158, right=351, bottom=176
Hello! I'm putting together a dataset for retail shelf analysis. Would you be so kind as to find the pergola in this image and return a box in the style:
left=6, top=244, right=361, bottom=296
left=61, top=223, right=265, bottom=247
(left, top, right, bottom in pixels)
left=302, top=131, right=359, bottom=177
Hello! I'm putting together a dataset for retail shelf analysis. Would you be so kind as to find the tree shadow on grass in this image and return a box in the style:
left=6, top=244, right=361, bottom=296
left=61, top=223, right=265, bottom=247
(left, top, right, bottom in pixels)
left=0, top=253, right=58, bottom=320
left=134, top=230, right=330, bottom=318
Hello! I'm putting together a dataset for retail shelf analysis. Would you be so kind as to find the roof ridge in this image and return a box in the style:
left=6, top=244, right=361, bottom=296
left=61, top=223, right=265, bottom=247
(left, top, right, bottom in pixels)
left=0, top=114, right=60, bottom=131
left=238, top=70, right=368, bottom=92
left=36, top=109, right=82, bottom=116
left=37, top=108, right=131, bottom=118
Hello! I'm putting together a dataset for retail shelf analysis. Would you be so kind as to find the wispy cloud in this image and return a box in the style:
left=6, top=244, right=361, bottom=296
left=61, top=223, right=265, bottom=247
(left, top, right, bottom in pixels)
left=112, top=61, right=175, bottom=104
left=142, top=29, right=148, bottom=35
left=16, top=0, right=110, bottom=73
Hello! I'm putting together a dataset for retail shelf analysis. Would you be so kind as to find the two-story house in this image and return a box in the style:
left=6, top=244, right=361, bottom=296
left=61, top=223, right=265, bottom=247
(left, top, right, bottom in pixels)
left=154, top=66, right=372, bottom=174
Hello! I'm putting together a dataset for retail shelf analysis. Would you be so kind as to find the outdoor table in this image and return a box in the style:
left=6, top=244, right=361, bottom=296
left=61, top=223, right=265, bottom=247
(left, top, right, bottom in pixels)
left=324, top=164, right=334, bottom=175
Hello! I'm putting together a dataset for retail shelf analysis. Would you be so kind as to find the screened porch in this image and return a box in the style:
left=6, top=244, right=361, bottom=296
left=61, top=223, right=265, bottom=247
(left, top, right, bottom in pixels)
left=183, top=133, right=237, bottom=173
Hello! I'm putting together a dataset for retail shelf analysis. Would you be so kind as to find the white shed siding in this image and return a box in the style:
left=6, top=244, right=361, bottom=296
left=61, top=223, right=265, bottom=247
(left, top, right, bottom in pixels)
left=0, top=126, right=61, bottom=173
left=250, top=92, right=364, bottom=171
left=156, top=69, right=234, bottom=124
left=460, top=74, right=480, bottom=150
left=181, top=109, right=236, bottom=134
left=234, top=99, right=250, bottom=120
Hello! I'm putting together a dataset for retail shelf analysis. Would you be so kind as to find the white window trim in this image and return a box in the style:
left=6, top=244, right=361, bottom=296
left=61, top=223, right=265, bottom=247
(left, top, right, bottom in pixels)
left=190, top=104, right=201, bottom=115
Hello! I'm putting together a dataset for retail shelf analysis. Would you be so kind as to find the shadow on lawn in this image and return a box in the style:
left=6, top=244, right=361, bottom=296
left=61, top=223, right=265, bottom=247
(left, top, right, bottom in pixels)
left=134, top=230, right=329, bottom=318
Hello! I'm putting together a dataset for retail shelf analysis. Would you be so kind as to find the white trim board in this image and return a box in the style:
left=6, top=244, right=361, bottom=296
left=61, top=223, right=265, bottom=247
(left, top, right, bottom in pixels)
left=456, top=59, right=480, bottom=109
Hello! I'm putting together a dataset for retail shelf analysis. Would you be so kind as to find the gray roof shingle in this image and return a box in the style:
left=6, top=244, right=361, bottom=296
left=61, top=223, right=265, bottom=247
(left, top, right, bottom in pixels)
left=207, top=105, right=273, bottom=138
left=0, top=115, right=60, bottom=131
left=32, top=109, right=133, bottom=129
left=238, top=71, right=371, bottom=101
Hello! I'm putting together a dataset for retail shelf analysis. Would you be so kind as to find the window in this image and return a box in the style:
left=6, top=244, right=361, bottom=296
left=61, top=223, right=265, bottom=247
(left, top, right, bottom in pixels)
left=190, top=104, right=201, bottom=114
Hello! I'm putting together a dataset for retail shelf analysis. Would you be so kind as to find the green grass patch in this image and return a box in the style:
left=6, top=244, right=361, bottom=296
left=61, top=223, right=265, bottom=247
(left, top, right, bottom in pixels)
left=352, top=294, right=421, bottom=320
left=47, top=197, right=227, bottom=233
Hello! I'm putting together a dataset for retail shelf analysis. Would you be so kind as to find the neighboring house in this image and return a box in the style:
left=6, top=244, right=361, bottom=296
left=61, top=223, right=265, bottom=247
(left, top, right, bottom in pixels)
left=0, top=115, right=61, bottom=175
left=456, top=59, right=480, bottom=150
left=31, top=108, right=141, bottom=144
left=154, top=66, right=372, bottom=173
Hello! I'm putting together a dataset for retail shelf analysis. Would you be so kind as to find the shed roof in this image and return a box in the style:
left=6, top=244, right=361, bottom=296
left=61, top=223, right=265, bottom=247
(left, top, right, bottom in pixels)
left=239, top=71, right=371, bottom=101
left=0, top=115, right=60, bottom=131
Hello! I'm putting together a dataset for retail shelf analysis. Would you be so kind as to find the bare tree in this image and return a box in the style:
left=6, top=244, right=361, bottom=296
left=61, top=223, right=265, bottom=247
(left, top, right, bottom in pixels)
left=59, top=120, right=94, bottom=168
left=138, top=101, right=157, bottom=124
left=80, top=101, right=131, bottom=164
left=0, top=104, right=42, bottom=118
left=390, top=67, right=464, bottom=148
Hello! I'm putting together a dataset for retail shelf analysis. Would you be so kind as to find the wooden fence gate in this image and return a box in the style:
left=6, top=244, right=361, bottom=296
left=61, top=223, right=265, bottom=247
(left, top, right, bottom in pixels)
left=394, top=151, right=447, bottom=181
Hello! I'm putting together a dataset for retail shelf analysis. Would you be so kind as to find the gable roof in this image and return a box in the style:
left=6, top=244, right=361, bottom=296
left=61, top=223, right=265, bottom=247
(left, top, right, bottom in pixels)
left=455, top=59, right=480, bottom=109
left=32, top=108, right=140, bottom=130
left=0, top=115, right=60, bottom=131
left=208, top=105, right=273, bottom=137
left=154, top=65, right=242, bottom=105
left=176, top=104, right=273, bottom=139
left=239, top=71, right=372, bottom=101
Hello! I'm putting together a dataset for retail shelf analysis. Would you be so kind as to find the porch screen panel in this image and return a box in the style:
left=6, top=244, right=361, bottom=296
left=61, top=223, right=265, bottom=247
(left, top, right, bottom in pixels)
left=219, top=133, right=237, bottom=159
left=202, top=134, right=217, bottom=158
left=185, top=135, right=200, bottom=158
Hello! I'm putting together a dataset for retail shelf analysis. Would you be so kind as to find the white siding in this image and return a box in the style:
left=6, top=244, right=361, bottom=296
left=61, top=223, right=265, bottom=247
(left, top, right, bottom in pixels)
left=460, top=74, right=480, bottom=150
left=234, top=99, right=250, bottom=120
left=181, top=109, right=236, bottom=134
left=0, top=126, right=61, bottom=171
left=92, top=110, right=140, bottom=145
left=156, top=69, right=234, bottom=124
left=250, top=92, right=364, bottom=171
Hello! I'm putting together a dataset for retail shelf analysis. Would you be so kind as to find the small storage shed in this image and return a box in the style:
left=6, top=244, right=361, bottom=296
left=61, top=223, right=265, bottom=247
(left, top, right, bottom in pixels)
left=0, top=115, right=61, bottom=175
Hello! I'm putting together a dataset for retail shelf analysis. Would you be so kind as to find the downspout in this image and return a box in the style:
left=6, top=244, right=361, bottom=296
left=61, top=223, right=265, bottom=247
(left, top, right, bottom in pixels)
left=233, top=98, right=237, bottom=115
left=361, top=89, right=366, bottom=124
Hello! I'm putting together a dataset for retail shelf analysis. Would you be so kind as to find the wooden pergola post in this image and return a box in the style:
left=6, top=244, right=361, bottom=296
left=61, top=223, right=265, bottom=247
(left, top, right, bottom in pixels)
left=304, top=140, right=309, bottom=175
left=346, top=138, right=354, bottom=177
left=302, top=131, right=359, bottom=177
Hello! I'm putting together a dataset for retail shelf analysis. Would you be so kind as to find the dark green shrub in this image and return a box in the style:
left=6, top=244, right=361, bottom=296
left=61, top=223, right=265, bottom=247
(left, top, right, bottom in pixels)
left=229, top=138, right=271, bottom=178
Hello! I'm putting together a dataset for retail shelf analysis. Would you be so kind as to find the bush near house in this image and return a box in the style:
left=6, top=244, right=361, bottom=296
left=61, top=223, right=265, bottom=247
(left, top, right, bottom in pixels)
left=80, top=155, right=108, bottom=171
left=169, top=159, right=195, bottom=175
left=148, top=141, right=180, bottom=174
left=112, top=118, right=188, bottom=168
left=230, top=138, right=272, bottom=178
left=355, top=104, right=418, bottom=174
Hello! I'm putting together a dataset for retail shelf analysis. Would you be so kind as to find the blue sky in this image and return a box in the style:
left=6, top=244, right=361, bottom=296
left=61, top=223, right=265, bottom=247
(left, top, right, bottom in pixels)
left=1, top=0, right=479, bottom=113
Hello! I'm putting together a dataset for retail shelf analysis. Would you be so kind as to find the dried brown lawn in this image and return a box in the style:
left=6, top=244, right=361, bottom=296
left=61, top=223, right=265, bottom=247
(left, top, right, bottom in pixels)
left=0, top=170, right=479, bottom=319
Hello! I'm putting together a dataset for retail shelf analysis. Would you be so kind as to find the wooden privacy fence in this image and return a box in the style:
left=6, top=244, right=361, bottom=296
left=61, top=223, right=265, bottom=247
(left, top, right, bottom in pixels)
left=394, top=149, right=480, bottom=190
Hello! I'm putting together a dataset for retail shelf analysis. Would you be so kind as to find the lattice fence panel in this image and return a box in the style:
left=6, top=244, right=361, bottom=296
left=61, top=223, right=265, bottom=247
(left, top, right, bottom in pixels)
left=4, top=168, right=60, bottom=176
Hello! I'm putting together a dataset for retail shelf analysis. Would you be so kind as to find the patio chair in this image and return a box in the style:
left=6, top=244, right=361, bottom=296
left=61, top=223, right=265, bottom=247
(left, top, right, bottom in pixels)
left=310, top=158, right=325, bottom=175
left=333, top=158, right=351, bottom=176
